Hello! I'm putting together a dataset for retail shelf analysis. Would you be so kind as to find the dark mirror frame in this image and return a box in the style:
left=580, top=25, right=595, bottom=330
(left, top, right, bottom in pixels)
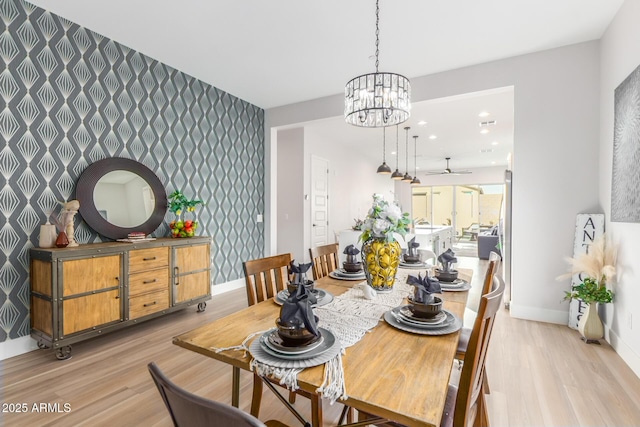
left=76, top=158, right=168, bottom=240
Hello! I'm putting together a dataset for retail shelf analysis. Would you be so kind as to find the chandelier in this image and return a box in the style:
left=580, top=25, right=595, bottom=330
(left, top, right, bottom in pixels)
left=344, top=0, right=411, bottom=128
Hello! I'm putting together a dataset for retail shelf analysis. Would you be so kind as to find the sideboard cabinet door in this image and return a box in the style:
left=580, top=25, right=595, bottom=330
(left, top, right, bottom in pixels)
left=61, top=255, right=122, bottom=336
left=173, top=243, right=211, bottom=304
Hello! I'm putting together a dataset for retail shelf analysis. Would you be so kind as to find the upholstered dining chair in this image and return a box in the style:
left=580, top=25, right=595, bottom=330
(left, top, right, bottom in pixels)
left=309, top=243, right=339, bottom=280
left=441, top=274, right=505, bottom=427
left=242, top=254, right=323, bottom=427
left=148, top=362, right=289, bottom=427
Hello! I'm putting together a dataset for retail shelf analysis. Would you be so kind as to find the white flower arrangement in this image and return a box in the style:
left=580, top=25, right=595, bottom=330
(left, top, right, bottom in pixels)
left=359, top=195, right=411, bottom=242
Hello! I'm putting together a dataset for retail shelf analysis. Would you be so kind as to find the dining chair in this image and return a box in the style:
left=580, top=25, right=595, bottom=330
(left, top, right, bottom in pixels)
left=442, top=274, right=505, bottom=427
left=147, top=362, right=289, bottom=427
left=242, top=253, right=322, bottom=427
left=456, top=259, right=497, bottom=360
left=243, top=253, right=292, bottom=306
left=418, top=248, right=437, bottom=265
left=309, top=243, right=339, bottom=279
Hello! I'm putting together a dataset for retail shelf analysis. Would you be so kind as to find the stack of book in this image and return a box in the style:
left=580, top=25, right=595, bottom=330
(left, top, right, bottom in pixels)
left=116, top=232, right=156, bottom=243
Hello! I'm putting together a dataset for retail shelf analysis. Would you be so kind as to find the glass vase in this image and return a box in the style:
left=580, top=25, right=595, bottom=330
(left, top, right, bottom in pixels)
left=361, top=236, right=401, bottom=293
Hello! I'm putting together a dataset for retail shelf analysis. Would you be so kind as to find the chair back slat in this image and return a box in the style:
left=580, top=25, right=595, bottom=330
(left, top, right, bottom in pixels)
left=243, top=253, right=292, bottom=306
left=454, top=274, right=505, bottom=427
left=309, top=243, right=339, bottom=280
left=481, top=260, right=496, bottom=296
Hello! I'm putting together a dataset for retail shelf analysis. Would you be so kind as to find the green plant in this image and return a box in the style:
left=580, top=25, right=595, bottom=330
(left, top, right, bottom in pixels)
left=168, top=190, right=204, bottom=216
left=564, top=277, right=613, bottom=304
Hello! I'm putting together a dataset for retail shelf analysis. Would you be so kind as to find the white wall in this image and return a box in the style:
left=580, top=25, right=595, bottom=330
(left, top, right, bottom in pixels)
left=276, top=128, right=305, bottom=261
left=266, top=41, right=601, bottom=328
left=599, top=0, right=640, bottom=377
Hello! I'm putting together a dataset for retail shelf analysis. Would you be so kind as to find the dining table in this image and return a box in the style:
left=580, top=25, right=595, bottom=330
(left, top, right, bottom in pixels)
left=173, top=267, right=472, bottom=427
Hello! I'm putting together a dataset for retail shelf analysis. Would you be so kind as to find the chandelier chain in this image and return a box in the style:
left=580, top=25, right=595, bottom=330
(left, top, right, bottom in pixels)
left=382, top=127, right=386, bottom=162
left=413, top=135, right=418, bottom=175
left=395, top=125, right=400, bottom=169
left=375, top=0, right=380, bottom=73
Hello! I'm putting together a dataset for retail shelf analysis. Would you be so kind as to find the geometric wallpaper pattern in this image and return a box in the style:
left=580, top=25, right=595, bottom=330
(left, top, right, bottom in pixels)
left=0, top=0, right=264, bottom=343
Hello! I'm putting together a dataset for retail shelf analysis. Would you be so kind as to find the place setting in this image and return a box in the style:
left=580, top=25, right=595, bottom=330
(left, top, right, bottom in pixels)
left=274, top=261, right=334, bottom=306
left=251, top=281, right=342, bottom=369
left=328, top=245, right=366, bottom=281
left=399, top=237, right=431, bottom=269
left=434, top=248, right=471, bottom=292
left=384, top=273, right=462, bottom=335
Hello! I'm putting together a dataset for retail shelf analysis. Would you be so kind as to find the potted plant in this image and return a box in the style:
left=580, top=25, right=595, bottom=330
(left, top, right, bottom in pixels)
left=561, top=233, right=617, bottom=343
left=168, top=190, right=204, bottom=238
left=359, top=194, right=411, bottom=293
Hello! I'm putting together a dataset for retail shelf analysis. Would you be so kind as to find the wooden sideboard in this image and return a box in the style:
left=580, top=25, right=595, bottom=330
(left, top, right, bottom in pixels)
left=30, top=237, right=212, bottom=360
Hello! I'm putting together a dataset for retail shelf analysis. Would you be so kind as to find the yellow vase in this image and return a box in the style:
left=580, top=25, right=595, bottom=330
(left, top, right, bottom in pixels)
left=361, top=237, right=401, bottom=293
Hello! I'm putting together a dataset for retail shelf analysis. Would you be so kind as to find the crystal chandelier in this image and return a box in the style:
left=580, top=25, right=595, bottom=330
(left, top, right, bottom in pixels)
left=344, top=0, right=411, bottom=128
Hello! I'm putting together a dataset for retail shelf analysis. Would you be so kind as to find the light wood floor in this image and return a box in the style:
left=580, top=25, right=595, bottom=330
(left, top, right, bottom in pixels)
left=2, top=258, right=640, bottom=427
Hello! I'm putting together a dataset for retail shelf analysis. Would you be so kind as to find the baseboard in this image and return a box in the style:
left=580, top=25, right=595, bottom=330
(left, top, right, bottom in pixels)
left=1, top=335, right=38, bottom=361
left=509, top=303, right=569, bottom=325
left=211, top=278, right=244, bottom=295
left=607, top=328, right=640, bottom=379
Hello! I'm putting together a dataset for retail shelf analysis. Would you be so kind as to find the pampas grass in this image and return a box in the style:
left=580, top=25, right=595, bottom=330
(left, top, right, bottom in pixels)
left=559, top=233, right=617, bottom=285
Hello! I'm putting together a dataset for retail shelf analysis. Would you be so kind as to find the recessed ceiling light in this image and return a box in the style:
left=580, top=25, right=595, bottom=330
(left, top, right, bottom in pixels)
left=491, top=141, right=499, bottom=146
left=480, top=129, right=489, bottom=134
left=416, top=166, right=420, bottom=170
left=479, top=111, right=490, bottom=117
left=429, top=135, right=437, bottom=140
left=418, top=120, right=427, bottom=126
left=391, top=151, right=397, bottom=155
left=491, top=161, right=496, bottom=165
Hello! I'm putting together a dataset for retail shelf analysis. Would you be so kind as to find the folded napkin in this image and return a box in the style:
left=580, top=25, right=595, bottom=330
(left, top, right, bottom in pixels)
left=407, top=236, right=420, bottom=257
left=438, top=248, right=458, bottom=272
left=289, top=260, right=313, bottom=285
left=280, top=283, right=320, bottom=337
left=407, top=273, right=441, bottom=303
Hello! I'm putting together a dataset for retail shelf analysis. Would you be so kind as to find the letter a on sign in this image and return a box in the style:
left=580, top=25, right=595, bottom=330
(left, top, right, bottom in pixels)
left=568, top=214, right=605, bottom=329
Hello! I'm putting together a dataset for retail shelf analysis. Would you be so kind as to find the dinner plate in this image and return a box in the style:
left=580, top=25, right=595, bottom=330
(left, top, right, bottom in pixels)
left=384, top=310, right=462, bottom=335
left=396, top=306, right=448, bottom=326
left=439, top=280, right=471, bottom=292
left=258, top=328, right=337, bottom=360
left=264, top=330, right=325, bottom=354
left=399, top=261, right=431, bottom=269
left=329, top=271, right=365, bottom=281
left=274, top=289, right=334, bottom=306
left=338, top=268, right=363, bottom=276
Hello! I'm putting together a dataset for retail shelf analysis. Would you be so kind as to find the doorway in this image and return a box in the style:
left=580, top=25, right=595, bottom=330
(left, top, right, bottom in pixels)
left=310, top=156, right=329, bottom=248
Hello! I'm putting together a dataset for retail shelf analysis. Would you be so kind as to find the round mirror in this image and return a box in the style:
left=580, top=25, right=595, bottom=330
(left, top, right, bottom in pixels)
left=76, top=158, right=167, bottom=240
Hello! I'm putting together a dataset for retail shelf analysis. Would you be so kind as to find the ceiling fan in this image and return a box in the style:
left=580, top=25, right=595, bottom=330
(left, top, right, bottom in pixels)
left=425, top=157, right=472, bottom=175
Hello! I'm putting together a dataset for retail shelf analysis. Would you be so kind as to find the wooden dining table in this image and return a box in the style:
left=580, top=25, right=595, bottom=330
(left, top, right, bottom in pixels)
left=173, top=268, right=471, bottom=427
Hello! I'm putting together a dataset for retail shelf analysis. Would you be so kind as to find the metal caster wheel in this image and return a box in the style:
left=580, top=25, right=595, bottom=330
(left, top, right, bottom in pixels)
left=197, top=302, right=207, bottom=312
left=55, top=345, right=72, bottom=360
left=37, top=341, right=49, bottom=349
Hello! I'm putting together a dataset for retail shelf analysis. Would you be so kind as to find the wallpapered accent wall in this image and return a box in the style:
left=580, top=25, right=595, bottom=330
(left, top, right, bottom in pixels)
left=0, top=0, right=265, bottom=343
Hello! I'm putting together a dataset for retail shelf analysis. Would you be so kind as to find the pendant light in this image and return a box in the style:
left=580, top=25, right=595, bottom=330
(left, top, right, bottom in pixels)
left=391, top=125, right=403, bottom=180
left=376, top=127, right=392, bottom=174
left=344, top=0, right=411, bottom=127
left=402, top=126, right=412, bottom=182
left=411, top=135, right=421, bottom=185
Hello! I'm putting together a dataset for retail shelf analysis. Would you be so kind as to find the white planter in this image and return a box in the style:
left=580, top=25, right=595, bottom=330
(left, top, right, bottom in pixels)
left=578, top=302, right=604, bottom=344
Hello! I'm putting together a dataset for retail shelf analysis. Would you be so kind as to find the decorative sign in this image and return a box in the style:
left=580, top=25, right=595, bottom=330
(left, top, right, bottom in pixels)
left=568, top=214, right=605, bottom=329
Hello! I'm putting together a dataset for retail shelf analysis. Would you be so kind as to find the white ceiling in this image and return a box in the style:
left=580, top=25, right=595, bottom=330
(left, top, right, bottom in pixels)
left=28, top=0, right=623, bottom=171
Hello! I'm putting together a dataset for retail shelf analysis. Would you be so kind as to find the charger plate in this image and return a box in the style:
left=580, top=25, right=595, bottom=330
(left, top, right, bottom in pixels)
left=439, top=279, right=471, bottom=292
left=274, top=289, right=334, bottom=306
left=250, top=328, right=341, bottom=367
left=329, top=271, right=365, bottom=281
left=384, top=310, right=462, bottom=335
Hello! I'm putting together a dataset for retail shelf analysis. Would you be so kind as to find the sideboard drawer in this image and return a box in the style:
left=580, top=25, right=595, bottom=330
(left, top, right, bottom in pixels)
left=129, top=289, right=169, bottom=319
left=129, top=268, right=169, bottom=297
left=129, top=247, right=169, bottom=273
